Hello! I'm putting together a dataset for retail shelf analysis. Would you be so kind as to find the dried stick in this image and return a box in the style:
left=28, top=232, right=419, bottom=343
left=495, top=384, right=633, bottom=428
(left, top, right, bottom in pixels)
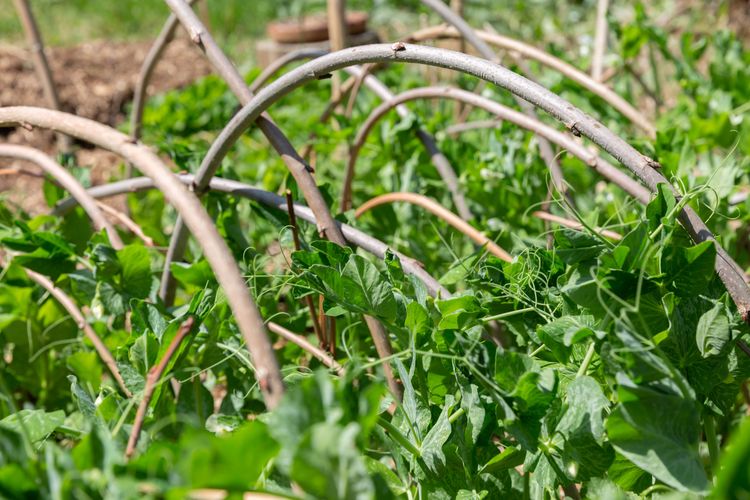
left=406, top=25, right=656, bottom=138
left=327, top=0, right=348, bottom=102
left=94, top=202, right=155, bottom=247
left=268, top=322, right=344, bottom=375
left=355, top=192, right=511, bottom=261
left=591, top=0, right=610, bottom=82
left=5, top=260, right=132, bottom=398
left=285, top=190, right=326, bottom=350
left=125, top=316, right=195, bottom=458
left=532, top=211, right=622, bottom=241
left=0, top=107, right=285, bottom=407
left=54, top=175, right=449, bottom=298
left=343, top=86, right=649, bottom=205
left=187, top=44, right=750, bottom=322
left=161, top=0, right=400, bottom=397
left=0, top=144, right=123, bottom=248
left=11, top=0, right=71, bottom=152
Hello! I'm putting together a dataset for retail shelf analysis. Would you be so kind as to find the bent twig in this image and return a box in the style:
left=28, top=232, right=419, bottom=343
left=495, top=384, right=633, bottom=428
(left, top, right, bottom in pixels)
left=162, top=0, right=399, bottom=398
left=355, top=192, right=511, bottom=261
left=188, top=43, right=749, bottom=322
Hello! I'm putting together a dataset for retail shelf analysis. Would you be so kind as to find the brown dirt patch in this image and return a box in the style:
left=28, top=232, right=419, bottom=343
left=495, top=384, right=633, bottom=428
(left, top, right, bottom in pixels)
left=0, top=35, right=212, bottom=215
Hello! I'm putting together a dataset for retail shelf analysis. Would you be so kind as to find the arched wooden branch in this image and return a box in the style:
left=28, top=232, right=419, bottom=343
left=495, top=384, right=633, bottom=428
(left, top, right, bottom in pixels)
left=0, top=144, right=124, bottom=248
left=405, top=25, right=656, bottom=138
left=236, top=48, right=471, bottom=220
left=355, top=192, right=511, bottom=261
left=0, top=106, right=285, bottom=408
left=344, top=86, right=650, bottom=205
left=54, top=174, right=449, bottom=299
left=190, top=44, right=750, bottom=322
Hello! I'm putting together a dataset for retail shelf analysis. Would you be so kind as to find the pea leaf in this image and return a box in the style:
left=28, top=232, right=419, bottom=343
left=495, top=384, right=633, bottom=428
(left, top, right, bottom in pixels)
left=605, top=376, right=708, bottom=492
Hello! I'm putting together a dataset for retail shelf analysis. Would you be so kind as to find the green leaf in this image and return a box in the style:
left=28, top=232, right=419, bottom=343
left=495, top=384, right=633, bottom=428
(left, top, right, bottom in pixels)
left=556, top=376, right=614, bottom=479
left=480, top=446, right=525, bottom=474
left=420, top=395, right=456, bottom=473
left=129, top=332, right=159, bottom=375
left=605, top=376, right=708, bottom=492
left=0, top=409, right=65, bottom=443
left=435, top=294, right=483, bottom=330
left=646, top=183, right=677, bottom=233
left=554, top=229, right=605, bottom=264
left=342, top=254, right=398, bottom=318
left=180, top=422, right=280, bottom=491
left=118, top=244, right=152, bottom=299
left=695, top=301, right=731, bottom=357
left=661, top=240, right=716, bottom=297
left=66, top=351, right=103, bottom=392
left=171, top=259, right=215, bottom=288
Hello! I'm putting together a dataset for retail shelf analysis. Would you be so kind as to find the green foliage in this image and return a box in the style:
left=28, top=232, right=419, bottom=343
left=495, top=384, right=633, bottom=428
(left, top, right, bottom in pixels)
left=1, top=2, right=749, bottom=498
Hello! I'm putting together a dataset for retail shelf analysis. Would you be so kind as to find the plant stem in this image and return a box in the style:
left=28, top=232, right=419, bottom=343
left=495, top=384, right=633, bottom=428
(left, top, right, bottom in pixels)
left=483, top=307, right=535, bottom=322
left=576, top=342, right=597, bottom=377
left=704, top=414, right=720, bottom=476
left=377, top=417, right=421, bottom=458
left=448, top=407, right=465, bottom=424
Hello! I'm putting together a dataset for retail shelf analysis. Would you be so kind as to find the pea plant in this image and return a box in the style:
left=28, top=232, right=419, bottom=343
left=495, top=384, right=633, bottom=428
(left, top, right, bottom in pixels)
left=0, top=0, right=749, bottom=498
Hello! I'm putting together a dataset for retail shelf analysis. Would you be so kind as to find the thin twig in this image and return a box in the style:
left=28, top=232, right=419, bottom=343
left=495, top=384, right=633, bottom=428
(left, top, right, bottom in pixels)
left=285, top=190, right=326, bottom=350
left=95, top=202, right=155, bottom=247
left=0, top=106, right=285, bottom=407
left=268, top=322, right=344, bottom=375
left=355, top=192, right=512, bottom=261
left=591, top=0, right=610, bottom=82
left=0, top=144, right=123, bottom=248
left=125, top=316, right=195, bottom=459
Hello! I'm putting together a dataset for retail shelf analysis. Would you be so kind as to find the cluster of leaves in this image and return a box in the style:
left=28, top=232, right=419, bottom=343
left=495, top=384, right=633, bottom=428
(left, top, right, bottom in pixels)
left=1, top=2, right=749, bottom=499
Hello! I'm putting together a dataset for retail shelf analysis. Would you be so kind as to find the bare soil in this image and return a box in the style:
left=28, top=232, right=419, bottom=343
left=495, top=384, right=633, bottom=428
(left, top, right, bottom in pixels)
left=0, top=35, right=212, bottom=214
